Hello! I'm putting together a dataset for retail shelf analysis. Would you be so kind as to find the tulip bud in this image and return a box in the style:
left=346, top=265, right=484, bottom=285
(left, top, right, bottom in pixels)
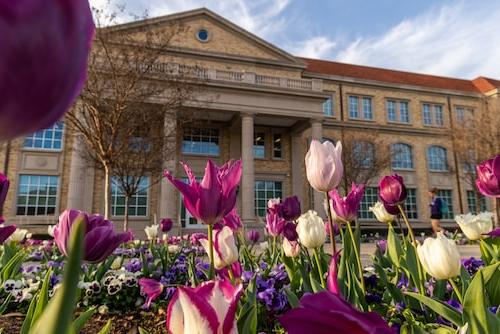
left=378, top=174, right=407, bottom=206
left=160, top=218, right=174, bottom=233
left=305, top=140, right=343, bottom=192
left=417, top=233, right=461, bottom=280
left=475, top=155, right=500, bottom=197
left=369, top=202, right=396, bottom=224
left=297, top=210, right=326, bottom=249
left=246, top=229, right=260, bottom=244
left=266, top=207, right=286, bottom=237
left=199, top=226, right=238, bottom=270
left=0, top=173, right=9, bottom=212
left=283, top=222, right=299, bottom=241
left=282, top=196, right=301, bottom=221
left=455, top=212, right=493, bottom=240
left=283, top=238, right=300, bottom=257
left=329, top=183, right=365, bottom=222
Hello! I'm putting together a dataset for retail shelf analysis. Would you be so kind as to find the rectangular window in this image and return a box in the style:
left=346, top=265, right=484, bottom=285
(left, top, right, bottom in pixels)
left=455, top=106, right=473, bottom=124
left=423, top=104, right=432, bottom=125
left=455, top=106, right=465, bottom=123
left=111, top=177, right=149, bottom=217
left=399, top=101, right=410, bottom=123
left=182, top=128, right=220, bottom=156
left=323, top=97, right=334, bottom=116
left=273, top=133, right=282, bottom=159
left=362, top=97, right=373, bottom=119
left=348, top=96, right=359, bottom=119
left=386, top=100, right=396, bottom=122
left=358, top=187, right=378, bottom=219
left=405, top=188, right=418, bottom=219
left=23, top=121, right=64, bottom=150
left=436, top=189, right=453, bottom=220
left=253, top=132, right=266, bottom=158
left=466, top=191, right=487, bottom=214
left=255, top=180, right=283, bottom=217
left=16, top=175, right=59, bottom=216
left=434, top=105, right=444, bottom=126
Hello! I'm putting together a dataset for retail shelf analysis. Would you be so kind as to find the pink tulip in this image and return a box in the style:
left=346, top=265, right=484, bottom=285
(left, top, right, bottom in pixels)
left=327, top=251, right=341, bottom=296
left=305, top=140, right=343, bottom=192
left=0, top=0, right=94, bottom=140
left=164, top=160, right=242, bottom=225
left=0, top=173, right=9, bottom=223
left=138, top=278, right=163, bottom=309
left=266, top=205, right=286, bottom=237
left=328, top=183, right=365, bottom=222
left=221, top=208, right=242, bottom=231
left=166, top=280, right=243, bottom=334
left=476, top=155, right=500, bottom=197
left=378, top=174, right=407, bottom=206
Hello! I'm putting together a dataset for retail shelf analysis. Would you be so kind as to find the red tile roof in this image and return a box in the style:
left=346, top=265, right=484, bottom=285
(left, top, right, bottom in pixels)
left=300, top=57, right=495, bottom=93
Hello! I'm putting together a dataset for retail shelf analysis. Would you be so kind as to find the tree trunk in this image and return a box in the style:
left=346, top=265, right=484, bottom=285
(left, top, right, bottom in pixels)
left=103, top=163, right=111, bottom=219
left=124, top=195, right=130, bottom=232
left=495, top=198, right=500, bottom=228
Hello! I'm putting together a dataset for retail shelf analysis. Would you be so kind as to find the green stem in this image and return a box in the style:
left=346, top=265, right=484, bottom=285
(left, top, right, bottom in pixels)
left=345, top=221, right=365, bottom=294
left=448, top=278, right=463, bottom=304
left=208, top=224, right=215, bottom=280
left=313, top=248, right=326, bottom=288
left=325, top=191, right=337, bottom=255
left=397, top=204, right=416, bottom=246
left=228, top=266, right=235, bottom=285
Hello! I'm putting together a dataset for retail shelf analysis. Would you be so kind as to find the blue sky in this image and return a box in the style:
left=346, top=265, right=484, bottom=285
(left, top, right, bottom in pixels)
left=90, top=0, right=500, bottom=79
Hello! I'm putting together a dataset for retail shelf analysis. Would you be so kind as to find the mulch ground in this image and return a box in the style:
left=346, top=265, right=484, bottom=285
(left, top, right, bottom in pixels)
left=0, top=311, right=169, bottom=334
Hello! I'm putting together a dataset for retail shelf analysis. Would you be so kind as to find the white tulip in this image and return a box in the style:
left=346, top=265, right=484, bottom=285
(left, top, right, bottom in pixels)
left=268, top=198, right=281, bottom=208
left=8, top=228, right=28, bottom=242
left=455, top=212, right=493, bottom=240
left=199, top=226, right=238, bottom=270
left=417, top=233, right=461, bottom=280
left=144, top=224, right=159, bottom=240
left=369, top=202, right=396, bottom=224
left=305, top=140, right=343, bottom=192
left=168, top=245, right=180, bottom=253
left=47, top=225, right=55, bottom=237
left=259, top=241, right=269, bottom=252
left=297, top=210, right=326, bottom=249
left=283, top=238, right=300, bottom=258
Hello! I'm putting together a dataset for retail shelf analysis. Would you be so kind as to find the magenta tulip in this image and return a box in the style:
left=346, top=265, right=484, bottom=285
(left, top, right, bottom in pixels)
left=379, top=174, right=407, bottom=206
left=166, top=280, right=243, bottom=334
left=327, top=251, right=341, bottom=296
left=0, top=225, right=16, bottom=243
left=160, top=218, right=174, bottom=233
left=217, top=262, right=242, bottom=281
left=54, top=209, right=132, bottom=263
left=0, top=173, right=9, bottom=223
left=328, top=183, right=365, bottom=222
left=0, top=0, right=94, bottom=140
left=266, top=207, right=286, bottom=237
left=282, top=196, right=301, bottom=221
left=283, top=222, right=299, bottom=242
left=221, top=208, right=242, bottom=231
left=246, top=229, right=260, bottom=244
left=164, top=160, right=242, bottom=225
left=484, top=227, right=500, bottom=238
left=139, top=278, right=163, bottom=309
left=279, top=291, right=393, bottom=334
left=476, top=155, right=500, bottom=197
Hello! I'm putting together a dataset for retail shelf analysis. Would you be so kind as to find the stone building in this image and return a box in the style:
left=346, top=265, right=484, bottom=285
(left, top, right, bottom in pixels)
left=1, top=8, right=499, bottom=237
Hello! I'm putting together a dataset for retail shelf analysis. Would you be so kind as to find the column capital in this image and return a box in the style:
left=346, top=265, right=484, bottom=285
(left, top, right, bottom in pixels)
left=240, top=111, right=256, bottom=118
left=309, top=117, right=324, bottom=125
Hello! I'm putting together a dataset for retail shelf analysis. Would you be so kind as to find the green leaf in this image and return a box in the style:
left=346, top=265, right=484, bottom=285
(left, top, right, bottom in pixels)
left=387, top=224, right=403, bottom=267
left=20, top=293, right=38, bottom=334
left=30, top=217, right=85, bottom=334
left=97, top=320, right=112, bottom=334
left=138, top=328, right=151, bottom=334
left=237, top=278, right=257, bottom=334
left=480, top=262, right=500, bottom=305
left=284, top=288, right=300, bottom=308
left=402, top=243, right=421, bottom=289
left=32, top=268, right=52, bottom=325
left=0, top=294, right=12, bottom=315
left=1, top=251, right=25, bottom=282
left=72, top=307, right=97, bottom=333
left=309, top=273, right=324, bottom=293
left=459, top=266, right=471, bottom=294
left=405, top=292, right=463, bottom=327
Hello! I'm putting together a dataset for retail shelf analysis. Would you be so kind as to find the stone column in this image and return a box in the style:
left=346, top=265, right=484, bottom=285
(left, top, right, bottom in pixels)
left=159, top=114, right=178, bottom=221
left=291, top=133, right=304, bottom=206
left=241, top=112, right=255, bottom=225
left=310, top=119, right=324, bottom=215
left=67, top=134, right=90, bottom=210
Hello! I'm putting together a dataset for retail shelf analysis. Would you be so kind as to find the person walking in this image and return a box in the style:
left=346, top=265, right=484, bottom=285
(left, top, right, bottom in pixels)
left=428, top=188, right=443, bottom=233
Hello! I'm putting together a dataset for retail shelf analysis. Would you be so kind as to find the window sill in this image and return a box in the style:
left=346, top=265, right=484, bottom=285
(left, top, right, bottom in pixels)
left=422, top=124, right=445, bottom=129
left=181, top=153, right=220, bottom=158
left=387, top=121, right=412, bottom=126
left=22, top=148, right=63, bottom=153
left=392, top=168, right=415, bottom=172
left=111, top=216, right=150, bottom=221
left=348, top=118, right=375, bottom=122
left=429, top=170, right=450, bottom=173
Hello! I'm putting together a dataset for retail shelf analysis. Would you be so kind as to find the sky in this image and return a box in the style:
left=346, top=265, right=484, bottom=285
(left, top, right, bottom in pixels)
left=89, top=0, right=500, bottom=79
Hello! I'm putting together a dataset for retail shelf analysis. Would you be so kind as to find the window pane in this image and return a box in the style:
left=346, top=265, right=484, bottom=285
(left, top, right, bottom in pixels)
left=253, top=132, right=266, bottom=158
left=358, top=187, right=378, bottom=219
left=23, top=121, right=64, bottom=150
left=434, top=105, right=444, bottom=126
left=391, top=143, right=413, bottom=169
left=427, top=146, right=447, bottom=171
left=273, top=133, right=282, bottom=158
left=348, top=96, right=359, bottom=119
left=254, top=181, right=283, bottom=217
left=387, top=100, right=396, bottom=121
left=405, top=189, right=418, bottom=219
left=16, top=175, right=59, bottom=216
left=354, top=141, right=374, bottom=168
left=423, top=104, right=432, bottom=125
left=399, top=101, right=409, bottom=123
left=323, top=97, right=334, bottom=116
left=182, top=127, right=220, bottom=155
left=466, top=190, right=487, bottom=214
left=362, top=97, right=373, bottom=119
left=111, top=176, right=149, bottom=217
left=436, top=189, right=454, bottom=219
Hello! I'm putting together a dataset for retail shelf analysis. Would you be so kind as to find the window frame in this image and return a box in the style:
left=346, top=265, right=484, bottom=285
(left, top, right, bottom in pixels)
left=386, top=99, right=411, bottom=124
left=353, top=141, right=375, bottom=169
left=181, top=127, right=220, bottom=156
left=405, top=188, right=419, bottom=219
left=16, top=174, right=60, bottom=216
left=422, top=103, right=445, bottom=127
left=272, top=132, right=283, bottom=160
left=23, top=121, right=65, bottom=152
left=358, top=187, right=378, bottom=220
left=322, top=95, right=334, bottom=117
left=436, top=189, right=454, bottom=220
left=466, top=190, right=487, bottom=214
left=110, top=176, right=150, bottom=218
left=391, top=143, right=414, bottom=170
left=254, top=180, right=283, bottom=217
left=427, top=146, right=448, bottom=172
left=253, top=132, right=266, bottom=159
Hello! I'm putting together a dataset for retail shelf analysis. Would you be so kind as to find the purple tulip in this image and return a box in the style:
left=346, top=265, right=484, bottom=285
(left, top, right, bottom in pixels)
left=282, top=196, right=301, bottom=221
left=217, top=262, right=242, bottom=281
left=325, top=220, right=340, bottom=236
left=164, top=160, right=242, bottom=225
left=383, top=202, right=400, bottom=215
left=484, top=227, right=500, bottom=238
left=476, top=155, right=500, bottom=197
left=379, top=174, right=407, bottom=206
left=279, top=291, right=393, bottom=334
left=283, top=222, right=298, bottom=242
left=221, top=208, right=242, bottom=231
left=160, top=218, right=174, bottom=233
left=376, top=240, right=387, bottom=254
left=167, top=280, right=243, bottom=334
left=0, top=0, right=94, bottom=140
left=266, top=207, right=286, bottom=237
left=139, top=278, right=163, bottom=309
left=54, top=209, right=132, bottom=263
left=327, top=251, right=341, bottom=296
left=0, top=173, right=9, bottom=223
left=0, top=225, right=16, bottom=243
left=328, top=183, right=365, bottom=222
left=246, top=229, right=260, bottom=244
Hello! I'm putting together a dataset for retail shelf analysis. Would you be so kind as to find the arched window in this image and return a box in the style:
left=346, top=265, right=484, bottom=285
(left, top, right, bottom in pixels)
left=353, top=141, right=375, bottom=168
left=427, top=146, right=448, bottom=171
left=391, top=143, right=413, bottom=169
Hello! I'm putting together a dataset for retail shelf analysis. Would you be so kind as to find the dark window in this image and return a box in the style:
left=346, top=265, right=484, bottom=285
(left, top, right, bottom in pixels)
left=16, top=175, right=59, bottom=216
left=273, top=133, right=282, bottom=158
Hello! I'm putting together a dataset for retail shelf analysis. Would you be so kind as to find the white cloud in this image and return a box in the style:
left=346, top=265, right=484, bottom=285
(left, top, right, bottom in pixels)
left=335, top=1, right=500, bottom=78
left=287, top=36, right=337, bottom=59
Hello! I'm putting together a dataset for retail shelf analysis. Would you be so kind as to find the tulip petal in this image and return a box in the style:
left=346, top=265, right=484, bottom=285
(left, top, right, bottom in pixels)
left=177, top=286, right=220, bottom=333
left=166, top=291, right=184, bottom=334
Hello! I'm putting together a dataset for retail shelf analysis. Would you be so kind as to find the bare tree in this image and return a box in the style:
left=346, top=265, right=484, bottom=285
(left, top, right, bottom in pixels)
left=65, top=5, right=202, bottom=219
left=453, top=97, right=500, bottom=224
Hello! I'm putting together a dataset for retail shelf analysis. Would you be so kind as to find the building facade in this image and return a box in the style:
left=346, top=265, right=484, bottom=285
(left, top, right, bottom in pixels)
left=1, top=8, right=499, bottom=237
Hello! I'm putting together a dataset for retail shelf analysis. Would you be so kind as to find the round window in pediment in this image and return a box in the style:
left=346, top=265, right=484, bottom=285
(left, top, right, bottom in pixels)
left=196, top=28, right=210, bottom=42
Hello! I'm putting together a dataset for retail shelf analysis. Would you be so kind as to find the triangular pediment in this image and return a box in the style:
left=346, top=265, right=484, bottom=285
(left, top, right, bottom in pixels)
left=105, top=8, right=305, bottom=68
